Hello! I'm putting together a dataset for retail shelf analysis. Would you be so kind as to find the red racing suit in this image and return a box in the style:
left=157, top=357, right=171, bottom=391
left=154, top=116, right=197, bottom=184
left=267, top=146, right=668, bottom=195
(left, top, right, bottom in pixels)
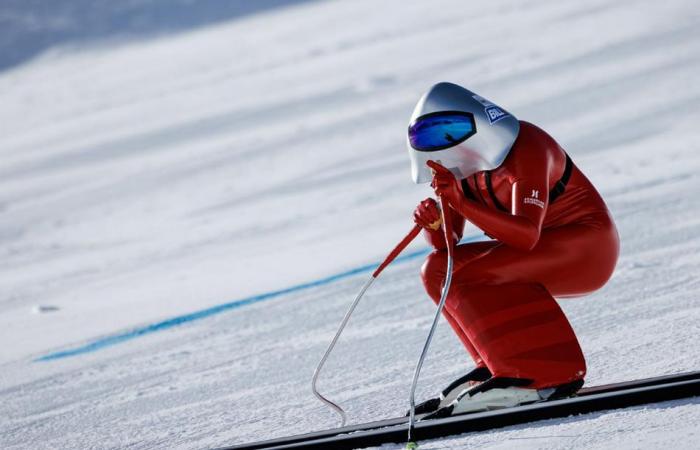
left=420, top=121, right=619, bottom=389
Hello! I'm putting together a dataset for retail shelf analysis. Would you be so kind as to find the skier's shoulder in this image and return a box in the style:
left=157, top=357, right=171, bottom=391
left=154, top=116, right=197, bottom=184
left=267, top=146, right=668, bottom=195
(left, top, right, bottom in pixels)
left=500, top=121, right=566, bottom=183
left=515, top=120, right=560, bottom=149
left=506, top=121, right=545, bottom=161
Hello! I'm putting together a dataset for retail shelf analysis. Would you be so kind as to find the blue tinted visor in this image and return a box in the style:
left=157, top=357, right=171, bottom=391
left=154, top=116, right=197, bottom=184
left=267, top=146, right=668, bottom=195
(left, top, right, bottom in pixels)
left=408, top=111, right=477, bottom=152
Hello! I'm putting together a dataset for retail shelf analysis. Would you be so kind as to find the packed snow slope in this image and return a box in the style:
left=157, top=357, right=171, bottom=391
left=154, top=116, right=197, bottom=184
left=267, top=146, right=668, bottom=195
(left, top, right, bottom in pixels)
left=1, top=0, right=699, bottom=448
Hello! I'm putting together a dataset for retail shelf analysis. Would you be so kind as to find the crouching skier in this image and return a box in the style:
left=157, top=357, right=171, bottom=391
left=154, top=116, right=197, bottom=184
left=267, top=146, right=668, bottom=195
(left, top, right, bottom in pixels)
left=407, top=82, right=620, bottom=418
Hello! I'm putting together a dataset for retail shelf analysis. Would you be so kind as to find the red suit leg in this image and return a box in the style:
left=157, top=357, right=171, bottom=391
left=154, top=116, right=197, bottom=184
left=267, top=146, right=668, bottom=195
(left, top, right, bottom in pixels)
left=424, top=286, right=485, bottom=368
left=422, top=242, right=497, bottom=368
left=421, top=219, right=618, bottom=389
left=445, top=282, right=585, bottom=387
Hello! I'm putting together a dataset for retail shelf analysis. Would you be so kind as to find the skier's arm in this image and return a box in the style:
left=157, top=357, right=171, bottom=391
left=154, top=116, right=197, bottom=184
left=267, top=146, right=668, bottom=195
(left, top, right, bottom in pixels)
left=452, top=184, right=545, bottom=251
left=427, top=161, right=548, bottom=251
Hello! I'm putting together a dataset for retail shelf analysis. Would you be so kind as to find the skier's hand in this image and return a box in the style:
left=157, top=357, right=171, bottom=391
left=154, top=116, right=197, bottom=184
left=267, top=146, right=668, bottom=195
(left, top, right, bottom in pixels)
left=427, top=160, right=463, bottom=206
left=413, top=198, right=442, bottom=231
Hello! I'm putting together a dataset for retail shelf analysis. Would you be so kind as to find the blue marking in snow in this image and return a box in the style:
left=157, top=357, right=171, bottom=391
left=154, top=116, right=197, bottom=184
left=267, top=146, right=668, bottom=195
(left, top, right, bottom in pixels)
left=35, top=244, right=446, bottom=362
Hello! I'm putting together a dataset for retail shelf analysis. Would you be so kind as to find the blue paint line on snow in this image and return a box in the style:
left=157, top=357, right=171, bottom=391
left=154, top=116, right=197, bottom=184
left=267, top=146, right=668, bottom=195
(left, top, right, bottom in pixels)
left=35, top=246, right=438, bottom=362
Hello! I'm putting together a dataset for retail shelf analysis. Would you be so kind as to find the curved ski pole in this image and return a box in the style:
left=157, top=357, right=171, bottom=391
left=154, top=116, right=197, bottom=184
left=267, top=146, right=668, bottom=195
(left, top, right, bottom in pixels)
left=312, top=224, right=422, bottom=427
left=407, top=197, right=455, bottom=446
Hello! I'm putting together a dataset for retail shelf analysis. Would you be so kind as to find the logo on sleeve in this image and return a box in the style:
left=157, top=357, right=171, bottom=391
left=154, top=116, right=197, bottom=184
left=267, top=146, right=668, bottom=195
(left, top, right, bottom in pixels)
left=523, top=190, right=545, bottom=209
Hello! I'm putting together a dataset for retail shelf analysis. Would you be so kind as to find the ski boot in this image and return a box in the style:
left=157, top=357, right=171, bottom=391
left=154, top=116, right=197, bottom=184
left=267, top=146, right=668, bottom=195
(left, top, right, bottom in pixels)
left=408, top=367, right=492, bottom=416
left=424, top=377, right=584, bottom=419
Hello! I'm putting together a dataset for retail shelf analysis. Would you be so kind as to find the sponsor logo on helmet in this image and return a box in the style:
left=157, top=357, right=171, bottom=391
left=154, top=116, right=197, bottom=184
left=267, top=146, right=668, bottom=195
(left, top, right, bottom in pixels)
left=472, top=94, right=510, bottom=125
left=485, top=106, right=509, bottom=124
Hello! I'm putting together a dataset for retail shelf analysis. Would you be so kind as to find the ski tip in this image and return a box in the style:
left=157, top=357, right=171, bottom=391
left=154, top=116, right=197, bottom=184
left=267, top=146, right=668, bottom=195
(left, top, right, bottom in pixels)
left=406, top=441, right=419, bottom=450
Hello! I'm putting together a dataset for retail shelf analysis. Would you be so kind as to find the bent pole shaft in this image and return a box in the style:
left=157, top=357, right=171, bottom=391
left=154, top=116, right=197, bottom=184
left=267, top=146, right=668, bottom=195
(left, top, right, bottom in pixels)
left=408, top=197, right=455, bottom=443
left=312, top=224, right=422, bottom=427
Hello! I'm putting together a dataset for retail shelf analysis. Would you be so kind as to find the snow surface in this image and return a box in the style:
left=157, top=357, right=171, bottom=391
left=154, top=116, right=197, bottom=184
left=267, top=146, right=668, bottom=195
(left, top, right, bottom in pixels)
left=1, top=0, right=700, bottom=448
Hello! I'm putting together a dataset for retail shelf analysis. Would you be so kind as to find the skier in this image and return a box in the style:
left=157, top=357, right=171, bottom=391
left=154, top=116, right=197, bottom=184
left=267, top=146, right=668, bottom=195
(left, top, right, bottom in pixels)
left=408, top=82, right=619, bottom=417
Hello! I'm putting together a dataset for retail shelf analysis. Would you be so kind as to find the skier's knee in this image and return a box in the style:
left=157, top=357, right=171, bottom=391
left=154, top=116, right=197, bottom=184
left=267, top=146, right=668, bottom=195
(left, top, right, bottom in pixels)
left=421, top=250, right=447, bottom=300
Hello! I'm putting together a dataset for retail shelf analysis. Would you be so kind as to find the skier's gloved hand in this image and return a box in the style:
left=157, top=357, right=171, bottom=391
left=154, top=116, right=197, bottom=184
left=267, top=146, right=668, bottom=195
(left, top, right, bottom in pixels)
left=414, top=198, right=442, bottom=230
left=427, top=160, right=463, bottom=207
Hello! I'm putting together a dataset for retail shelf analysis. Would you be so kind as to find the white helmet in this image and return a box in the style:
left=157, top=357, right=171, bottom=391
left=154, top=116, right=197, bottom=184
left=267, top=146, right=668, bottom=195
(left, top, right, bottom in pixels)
left=407, top=82, right=520, bottom=184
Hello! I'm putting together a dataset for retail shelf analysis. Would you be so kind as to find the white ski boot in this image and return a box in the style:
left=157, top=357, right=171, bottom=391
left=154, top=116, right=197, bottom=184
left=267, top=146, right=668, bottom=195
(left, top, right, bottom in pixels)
left=424, top=377, right=584, bottom=419
left=450, top=386, right=542, bottom=414
left=410, top=367, right=491, bottom=416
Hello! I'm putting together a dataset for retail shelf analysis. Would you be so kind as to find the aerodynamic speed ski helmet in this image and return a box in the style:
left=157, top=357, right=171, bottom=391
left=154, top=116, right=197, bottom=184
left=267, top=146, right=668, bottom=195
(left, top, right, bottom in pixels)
left=407, top=82, right=520, bottom=183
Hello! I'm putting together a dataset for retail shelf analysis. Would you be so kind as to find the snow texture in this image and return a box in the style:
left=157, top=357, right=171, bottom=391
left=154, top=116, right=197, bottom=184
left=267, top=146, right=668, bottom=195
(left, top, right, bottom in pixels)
left=1, top=0, right=699, bottom=449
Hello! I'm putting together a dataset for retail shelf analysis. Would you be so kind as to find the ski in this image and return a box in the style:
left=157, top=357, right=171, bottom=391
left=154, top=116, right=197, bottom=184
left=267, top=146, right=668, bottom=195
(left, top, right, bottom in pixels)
left=222, top=370, right=700, bottom=450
